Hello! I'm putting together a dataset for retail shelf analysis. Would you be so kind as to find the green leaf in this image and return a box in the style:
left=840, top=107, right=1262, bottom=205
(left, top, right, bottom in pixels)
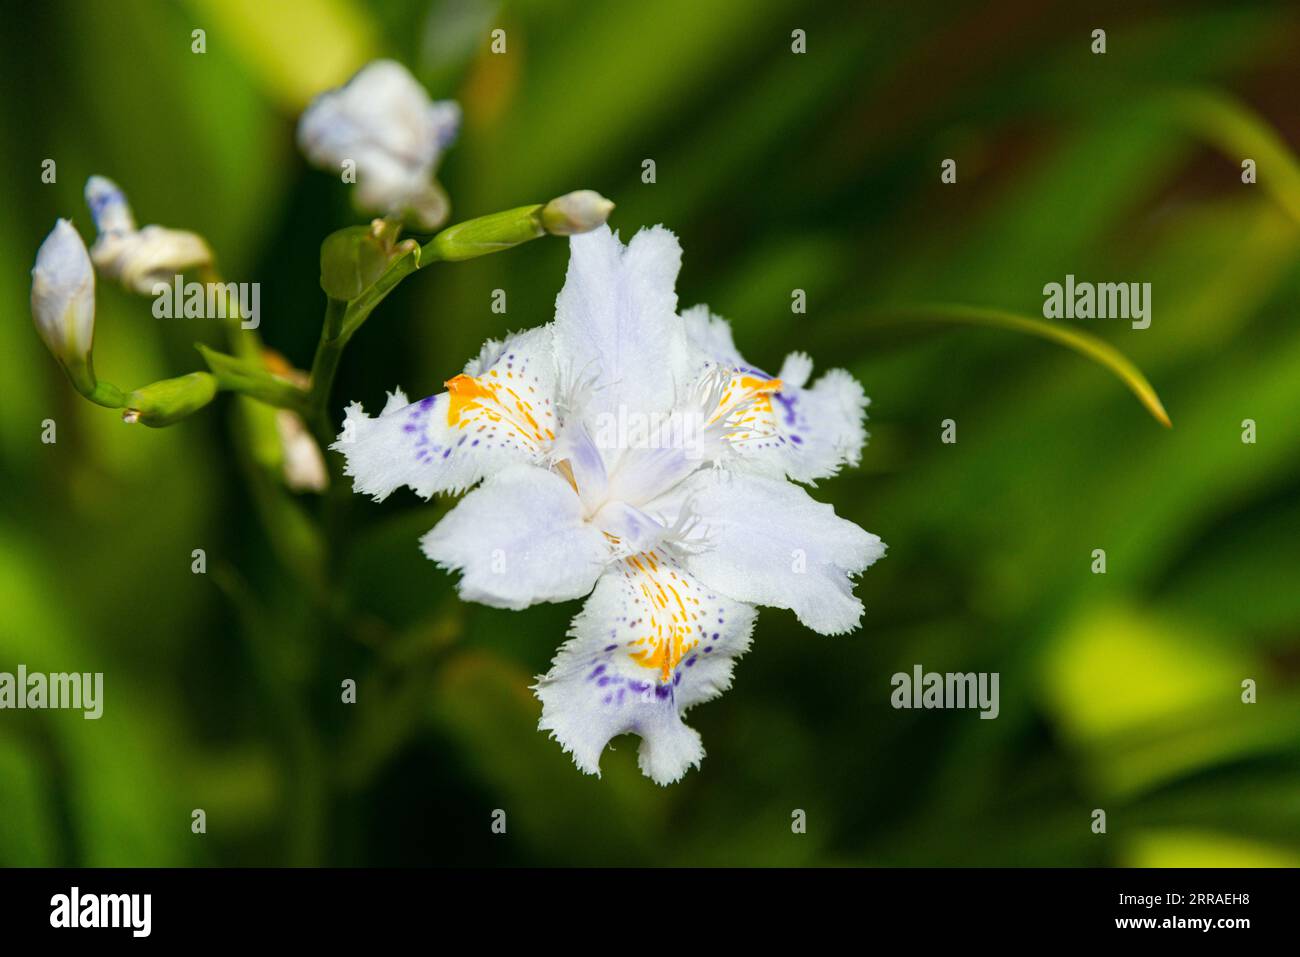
left=872, top=303, right=1172, bottom=427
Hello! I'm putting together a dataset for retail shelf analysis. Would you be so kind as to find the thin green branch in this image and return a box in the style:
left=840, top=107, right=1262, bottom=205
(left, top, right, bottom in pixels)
left=197, top=344, right=312, bottom=414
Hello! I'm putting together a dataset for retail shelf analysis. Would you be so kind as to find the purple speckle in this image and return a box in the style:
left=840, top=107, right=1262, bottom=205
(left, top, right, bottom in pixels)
left=773, top=392, right=798, bottom=425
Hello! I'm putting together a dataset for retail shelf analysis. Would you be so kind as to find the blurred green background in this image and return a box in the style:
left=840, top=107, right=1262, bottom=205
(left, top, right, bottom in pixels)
left=2, top=0, right=1299, bottom=866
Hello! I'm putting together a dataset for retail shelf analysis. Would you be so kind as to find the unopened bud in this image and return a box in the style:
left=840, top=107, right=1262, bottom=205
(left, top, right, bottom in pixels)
left=31, top=219, right=97, bottom=396
left=540, top=190, right=614, bottom=235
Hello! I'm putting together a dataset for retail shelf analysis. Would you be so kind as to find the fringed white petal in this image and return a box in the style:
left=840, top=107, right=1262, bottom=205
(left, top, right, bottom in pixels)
left=682, top=305, right=870, bottom=483
left=682, top=303, right=745, bottom=372
left=662, top=470, right=884, bottom=635
left=332, top=325, right=557, bottom=499
left=753, top=362, right=869, bottom=483
left=421, top=464, right=610, bottom=610
left=553, top=225, right=692, bottom=424
left=535, top=550, right=757, bottom=785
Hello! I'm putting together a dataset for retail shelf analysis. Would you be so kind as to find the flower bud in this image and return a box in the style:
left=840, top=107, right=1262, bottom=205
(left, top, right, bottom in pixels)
left=122, top=372, right=218, bottom=427
left=31, top=219, right=97, bottom=395
left=85, top=176, right=212, bottom=294
left=540, top=190, right=615, bottom=236
left=85, top=174, right=137, bottom=235
left=297, top=59, right=460, bottom=231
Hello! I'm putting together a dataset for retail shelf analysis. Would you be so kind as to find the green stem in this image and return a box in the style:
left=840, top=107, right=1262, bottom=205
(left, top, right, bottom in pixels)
left=197, top=345, right=311, bottom=413
left=304, top=251, right=421, bottom=444
left=211, top=565, right=327, bottom=865
left=306, top=297, right=350, bottom=444
left=203, top=267, right=329, bottom=865
left=84, top=380, right=127, bottom=409
left=338, top=249, right=420, bottom=339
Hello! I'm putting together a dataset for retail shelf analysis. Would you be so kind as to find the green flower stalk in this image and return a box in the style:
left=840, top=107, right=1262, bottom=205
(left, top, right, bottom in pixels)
left=424, top=205, right=549, bottom=261
left=426, top=190, right=616, bottom=261
left=121, top=372, right=218, bottom=427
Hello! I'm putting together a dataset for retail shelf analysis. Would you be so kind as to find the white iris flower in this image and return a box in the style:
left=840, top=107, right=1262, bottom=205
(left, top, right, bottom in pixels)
left=335, top=225, right=885, bottom=784
left=297, top=59, right=461, bottom=231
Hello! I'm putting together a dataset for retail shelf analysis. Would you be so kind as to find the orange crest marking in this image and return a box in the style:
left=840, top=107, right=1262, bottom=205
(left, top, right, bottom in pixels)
left=444, top=373, right=555, bottom=448
left=621, top=551, right=705, bottom=683
left=707, top=374, right=782, bottom=440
